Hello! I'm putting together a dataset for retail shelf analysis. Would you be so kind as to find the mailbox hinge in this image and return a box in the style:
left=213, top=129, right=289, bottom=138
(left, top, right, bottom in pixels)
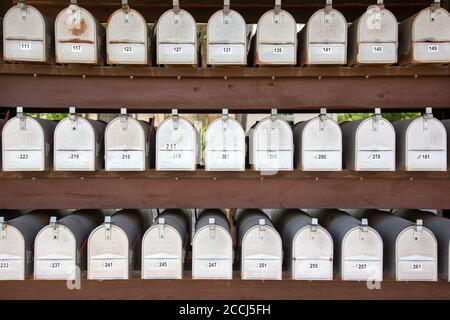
left=274, top=0, right=281, bottom=24
left=423, top=107, right=433, bottom=131
left=122, top=0, right=130, bottom=23
left=258, top=218, right=266, bottom=239
left=172, top=109, right=179, bottom=130
left=69, top=107, right=78, bottom=130
left=209, top=218, right=216, bottom=239
left=173, top=0, right=181, bottom=23
left=361, top=218, right=369, bottom=233
left=50, top=216, right=59, bottom=240
left=158, top=218, right=165, bottom=239
left=223, top=0, right=230, bottom=24
left=104, top=216, right=112, bottom=240
left=120, top=108, right=128, bottom=131
left=17, top=107, right=26, bottom=131
left=0, top=217, right=7, bottom=240
left=18, top=0, right=28, bottom=19
left=372, top=108, right=382, bottom=131
left=319, top=108, right=327, bottom=131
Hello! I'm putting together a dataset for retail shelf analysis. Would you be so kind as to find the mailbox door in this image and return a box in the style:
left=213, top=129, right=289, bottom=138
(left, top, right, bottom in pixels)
left=156, top=117, right=198, bottom=171
left=207, top=9, right=247, bottom=65
left=88, top=225, right=130, bottom=280
left=105, top=117, right=147, bottom=171
left=406, top=118, right=447, bottom=171
left=141, top=225, right=183, bottom=279
left=256, top=10, right=297, bottom=65
left=355, top=118, right=395, bottom=171
left=304, top=8, right=347, bottom=65
left=34, top=225, right=77, bottom=280
left=396, top=227, right=437, bottom=281
left=107, top=8, right=149, bottom=65
left=193, top=226, right=233, bottom=280
left=252, top=118, right=293, bottom=171
left=302, top=117, right=342, bottom=171
left=292, top=226, right=333, bottom=280
left=55, top=5, right=100, bottom=64
left=157, top=9, right=197, bottom=65
left=0, top=226, right=26, bottom=281
left=241, top=226, right=282, bottom=280
left=205, top=117, right=245, bottom=171
left=3, top=5, right=49, bottom=62
left=2, top=116, right=46, bottom=171
left=342, top=227, right=383, bottom=281
left=54, top=117, right=96, bottom=171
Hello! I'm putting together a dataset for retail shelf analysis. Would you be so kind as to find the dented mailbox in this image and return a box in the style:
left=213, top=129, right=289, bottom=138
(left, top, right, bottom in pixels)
left=298, top=0, right=347, bottom=66
left=156, top=0, right=198, bottom=66
left=399, top=1, right=450, bottom=65
left=2, top=108, right=56, bottom=171
left=293, top=109, right=342, bottom=171
left=207, top=1, right=247, bottom=66
left=308, top=209, right=383, bottom=281
left=156, top=110, right=200, bottom=171
left=107, top=1, right=151, bottom=65
left=248, top=110, right=293, bottom=171
left=349, top=209, right=437, bottom=281
left=235, top=209, right=282, bottom=280
left=34, top=210, right=104, bottom=280
left=254, top=0, right=297, bottom=65
left=205, top=110, right=245, bottom=171
left=348, top=1, right=398, bottom=65
left=3, top=1, right=53, bottom=63
left=393, top=108, right=447, bottom=171
left=54, top=109, right=106, bottom=171
left=341, top=109, right=395, bottom=171
left=105, top=110, right=154, bottom=171
left=270, top=209, right=333, bottom=280
left=88, top=210, right=144, bottom=280
left=141, top=209, right=189, bottom=279
left=193, top=209, right=233, bottom=280
left=55, top=0, right=105, bottom=64
left=394, top=209, right=450, bottom=282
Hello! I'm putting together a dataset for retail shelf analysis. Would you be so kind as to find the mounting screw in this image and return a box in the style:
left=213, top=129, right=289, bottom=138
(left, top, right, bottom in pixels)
left=272, top=76, right=275, bottom=81
left=130, top=75, right=134, bottom=80
left=177, top=76, right=181, bottom=80
left=318, top=76, right=322, bottom=80
left=82, top=75, right=86, bottom=80
left=224, top=76, right=228, bottom=80
left=33, top=73, right=38, bottom=78
left=410, top=177, right=414, bottom=182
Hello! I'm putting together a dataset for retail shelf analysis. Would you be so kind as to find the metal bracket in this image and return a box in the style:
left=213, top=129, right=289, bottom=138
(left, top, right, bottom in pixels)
left=274, top=0, right=281, bottom=24
left=158, top=218, right=165, bottom=239
left=223, top=0, right=230, bottom=24
left=120, top=108, right=128, bottom=131
left=319, top=108, right=327, bottom=131
left=69, top=107, right=78, bottom=130
left=17, top=107, right=26, bottom=131
left=50, top=216, right=59, bottom=239
left=0, top=217, right=7, bottom=240
left=372, top=108, right=382, bottom=131
left=310, top=218, right=318, bottom=233
left=172, top=109, right=179, bottom=130
left=173, top=0, right=181, bottom=23
left=104, top=216, right=112, bottom=240
left=361, top=218, right=369, bottom=233
left=209, top=218, right=216, bottom=239
left=18, top=0, right=27, bottom=19
left=122, top=0, right=130, bottom=23
left=423, top=107, right=433, bottom=131
left=415, top=219, right=423, bottom=232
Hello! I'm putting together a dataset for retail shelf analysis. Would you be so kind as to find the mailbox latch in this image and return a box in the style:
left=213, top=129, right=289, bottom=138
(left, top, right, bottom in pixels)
left=120, top=108, right=128, bottom=131
left=18, top=0, right=28, bottom=19
left=69, top=107, right=78, bottom=130
left=69, top=1, right=82, bottom=31
left=361, top=218, right=369, bottom=233
left=423, top=107, right=433, bottom=131
left=158, top=218, right=165, bottom=239
left=372, top=108, right=382, bottom=131
left=324, top=0, right=332, bottom=23
left=274, top=0, right=281, bottom=24
left=104, top=216, right=112, bottom=240
left=50, top=216, right=59, bottom=240
left=258, top=219, right=266, bottom=239
left=430, top=1, right=440, bottom=22
left=223, top=0, right=230, bottom=24
left=209, top=218, right=216, bottom=239
left=372, top=3, right=382, bottom=30
left=173, top=0, right=180, bottom=24
left=172, top=109, right=179, bottom=131
left=415, top=219, right=423, bottom=233
left=319, top=108, right=327, bottom=131
left=310, top=218, right=318, bottom=233
left=0, top=217, right=7, bottom=240
left=17, top=107, right=26, bottom=131
left=122, top=0, right=130, bottom=23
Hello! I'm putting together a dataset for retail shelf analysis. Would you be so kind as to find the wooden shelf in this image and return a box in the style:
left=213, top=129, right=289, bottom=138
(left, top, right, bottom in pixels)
left=1, top=170, right=450, bottom=209
left=0, top=64, right=449, bottom=111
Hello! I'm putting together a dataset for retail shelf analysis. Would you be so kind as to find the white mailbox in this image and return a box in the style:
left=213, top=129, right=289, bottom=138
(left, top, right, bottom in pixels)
left=55, top=0, right=105, bottom=64
left=207, top=1, right=247, bottom=66
left=0, top=119, right=3, bottom=169
left=192, top=209, right=233, bottom=280
left=141, top=209, right=189, bottom=279
left=54, top=110, right=106, bottom=171
left=298, top=0, right=347, bottom=66
left=107, top=1, right=151, bottom=65
left=254, top=0, right=297, bottom=65
left=393, top=108, right=447, bottom=171
left=34, top=210, right=103, bottom=280
left=271, top=209, right=333, bottom=280
left=156, top=111, right=200, bottom=171
left=350, top=210, right=437, bottom=281
left=348, top=1, right=398, bottom=65
left=248, top=110, right=293, bottom=171
left=442, top=119, right=450, bottom=170
left=204, top=110, right=245, bottom=171
left=3, top=1, right=53, bottom=63
left=293, top=109, right=342, bottom=171
left=236, top=209, right=282, bottom=280
left=88, top=210, right=143, bottom=280
left=309, top=209, right=383, bottom=281
left=0, top=210, right=59, bottom=281
left=341, top=109, right=395, bottom=171
left=105, top=110, right=153, bottom=171
left=395, top=209, right=450, bottom=282
left=399, top=1, right=450, bottom=65
left=2, top=109, right=56, bottom=171
left=156, top=0, right=198, bottom=66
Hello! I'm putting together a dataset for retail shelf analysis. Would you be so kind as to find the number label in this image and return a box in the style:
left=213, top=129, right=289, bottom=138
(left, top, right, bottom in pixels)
left=71, top=45, right=83, bottom=53
left=418, top=154, right=431, bottom=160
left=172, top=153, right=182, bottom=159
left=122, top=154, right=131, bottom=160
left=69, top=153, right=80, bottom=160
left=165, top=143, right=177, bottom=150
left=158, top=261, right=168, bottom=268
left=272, top=47, right=283, bottom=54
left=268, top=152, right=278, bottom=160
left=104, top=262, right=113, bottom=269
left=0, top=262, right=10, bottom=269
left=208, top=262, right=217, bottom=268
left=321, top=46, right=332, bottom=54
left=20, top=43, right=31, bottom=51
left=223, top=47, right=232, bottom=54
left=123, top=45, right=133, bottom=53
left=372, top=45, right=383, bottom=53
left=356, top=263, right=367, bottom=270
left=18, top=154, right=29, bottom=160
left=257, top=262, right=268, bottom=269
left=309, top=263, right=319, bottom=269
left=372, top=154, right=381, bottom=160
left=317, top=154, right=327, bottom=160
left=412, top=263, right=423, bottom=271
left=50, top=262, right=61, bottom=269
left=221, top=153, right=230, bottom=160
left=173, top=46, right=183, bottom=53
left=428, top=44, right=439, bottom=53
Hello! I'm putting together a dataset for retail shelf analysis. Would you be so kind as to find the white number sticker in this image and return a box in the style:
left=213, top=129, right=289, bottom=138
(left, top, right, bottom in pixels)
left=72, top=45, right=83, bottom=53
left=20, top=43, right=31, bottom=51
left=355, top=263, right=368, bottom=270
left=50, top=262, right=61, bottom=269
left=371, top=153, right=382, bottom=160
left=272, top=47, right=283, bottom=55
left=321, top=46, right=332, bottom=54
left=412, top=263, right=423, bottom=271
left=418, top=153, right=431, bottom=160
left=257, top=262, right=268, bottom=269
left=372, top=45, right=384, bottom=53
left=223, top=47, right=232, bottom=54
left=208, top=262, right=217, bottom=269
left=0, top=262, right=10, bottom=270
left=18, top=153, right=30, bottom=160
left=157, top=261, right=168, bottom=268
left=173, top=46, right=183, bottom=53
left=123, top=45, right=133, bottom=53
left=427, top=44, right=439, bottom=53
left=104, top=262, right=114, bottom=269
